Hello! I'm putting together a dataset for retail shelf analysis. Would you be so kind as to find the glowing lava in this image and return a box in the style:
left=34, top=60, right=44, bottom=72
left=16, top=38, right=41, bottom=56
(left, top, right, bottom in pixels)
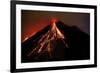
left=51, top=19, right=64, bottom=39
left=27, top=19, right=69, bottom=59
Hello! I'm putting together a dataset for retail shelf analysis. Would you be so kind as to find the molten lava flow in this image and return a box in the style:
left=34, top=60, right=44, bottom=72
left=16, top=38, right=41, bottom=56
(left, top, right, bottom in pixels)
left=51, top=19, right=64, bottom=39
left=22, top=37, right=29, bottom=42
left=27, top=19, right=69, bottom=59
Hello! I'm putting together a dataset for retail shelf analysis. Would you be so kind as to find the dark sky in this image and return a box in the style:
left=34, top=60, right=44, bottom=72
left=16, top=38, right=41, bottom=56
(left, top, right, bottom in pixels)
left=21, top=10, right=90, bottom=41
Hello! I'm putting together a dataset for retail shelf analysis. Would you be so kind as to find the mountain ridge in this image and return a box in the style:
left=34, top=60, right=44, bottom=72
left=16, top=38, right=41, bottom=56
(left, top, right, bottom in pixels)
left=21, top=20, right=90, bottom=63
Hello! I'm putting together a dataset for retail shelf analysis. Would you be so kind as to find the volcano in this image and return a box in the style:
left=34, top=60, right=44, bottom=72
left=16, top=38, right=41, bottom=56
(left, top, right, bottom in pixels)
left=21, top=19, right=90, bottom=63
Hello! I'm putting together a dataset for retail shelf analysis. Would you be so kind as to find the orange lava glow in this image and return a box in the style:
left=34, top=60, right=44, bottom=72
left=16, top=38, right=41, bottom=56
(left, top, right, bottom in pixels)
left=51, top=18, right=64, bottom=39
left=22, top=20, right=49, bottom=42
left=50, top=18, right=58, bottom=26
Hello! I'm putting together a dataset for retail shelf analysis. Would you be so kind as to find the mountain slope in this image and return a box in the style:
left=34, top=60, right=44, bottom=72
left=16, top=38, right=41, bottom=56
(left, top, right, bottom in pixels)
left=21, top=20, right=90, bottom=63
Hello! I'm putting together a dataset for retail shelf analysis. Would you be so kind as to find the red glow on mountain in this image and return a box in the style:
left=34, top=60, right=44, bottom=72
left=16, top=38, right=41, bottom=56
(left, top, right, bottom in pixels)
left=27, top=20, right=69, bottom=58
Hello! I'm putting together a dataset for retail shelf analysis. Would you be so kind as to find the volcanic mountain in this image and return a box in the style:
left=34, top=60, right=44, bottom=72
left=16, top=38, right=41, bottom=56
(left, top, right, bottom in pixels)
left=21, top=20, right=90, bottom=63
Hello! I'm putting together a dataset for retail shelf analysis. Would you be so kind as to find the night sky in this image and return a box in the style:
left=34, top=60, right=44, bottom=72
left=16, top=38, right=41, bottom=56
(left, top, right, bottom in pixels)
left=21, top=10, right=90, bottom=41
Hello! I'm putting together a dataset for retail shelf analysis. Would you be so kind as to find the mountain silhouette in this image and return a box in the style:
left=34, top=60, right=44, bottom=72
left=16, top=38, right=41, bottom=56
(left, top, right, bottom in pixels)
left=21, top=20, right=90, bottom=63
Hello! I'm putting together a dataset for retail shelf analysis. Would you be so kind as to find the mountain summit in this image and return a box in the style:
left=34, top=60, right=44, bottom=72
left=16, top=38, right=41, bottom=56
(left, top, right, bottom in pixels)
left=22, top=20, right=90, bottom=63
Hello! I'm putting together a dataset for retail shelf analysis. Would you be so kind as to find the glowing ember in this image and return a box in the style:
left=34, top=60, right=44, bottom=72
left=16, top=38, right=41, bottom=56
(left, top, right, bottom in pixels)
left=23, top=37, right=29, bottom=42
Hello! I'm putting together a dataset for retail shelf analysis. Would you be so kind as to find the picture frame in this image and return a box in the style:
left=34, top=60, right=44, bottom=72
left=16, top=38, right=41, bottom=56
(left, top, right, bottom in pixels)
left=11, top=1, right=97, bottom=72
